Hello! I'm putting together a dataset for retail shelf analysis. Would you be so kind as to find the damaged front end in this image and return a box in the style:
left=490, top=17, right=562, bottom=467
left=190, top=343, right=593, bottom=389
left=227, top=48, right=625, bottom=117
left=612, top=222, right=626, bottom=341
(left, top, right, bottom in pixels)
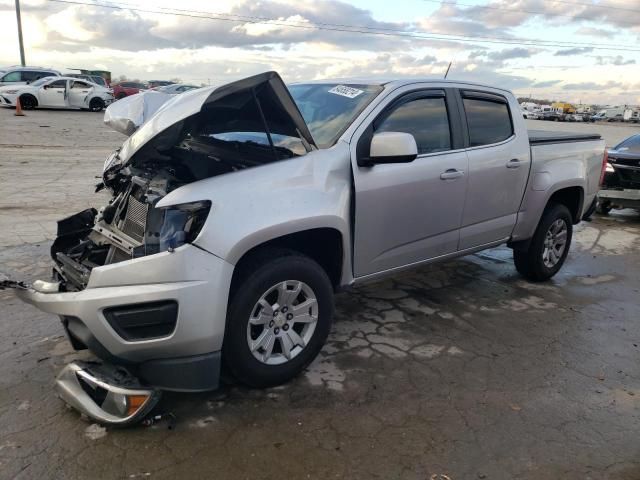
left=9, top=71, right=317, bottom=425
left=50, top=173, right=211, bottom=292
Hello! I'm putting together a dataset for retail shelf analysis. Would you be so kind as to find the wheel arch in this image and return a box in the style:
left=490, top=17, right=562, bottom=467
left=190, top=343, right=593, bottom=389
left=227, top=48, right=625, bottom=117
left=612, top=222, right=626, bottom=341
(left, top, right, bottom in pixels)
left=547, top=185, right=584, bottom=224
left=229, top=227, right=345, bottom=294
left=19, top=93, right=38, bottom=108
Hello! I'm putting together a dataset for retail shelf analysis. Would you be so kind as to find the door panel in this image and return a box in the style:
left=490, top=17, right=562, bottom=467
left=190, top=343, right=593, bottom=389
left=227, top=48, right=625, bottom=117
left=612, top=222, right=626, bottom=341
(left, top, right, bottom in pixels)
left=39, top=80, right=68, bottom=107
left=352, top=89, right=468, bottom=277
left=69, top=81, right=92, bottom=108
left=353, top=151, right=468, bottom=276
left=458, top=92, right=530, bottom=249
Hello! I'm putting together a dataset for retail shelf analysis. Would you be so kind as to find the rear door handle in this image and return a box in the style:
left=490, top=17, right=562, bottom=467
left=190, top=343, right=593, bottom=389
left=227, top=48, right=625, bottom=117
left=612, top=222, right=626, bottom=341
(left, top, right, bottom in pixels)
left=440, top=168, right=465, bottom=180
left=506, top=158, right=521, bottom=168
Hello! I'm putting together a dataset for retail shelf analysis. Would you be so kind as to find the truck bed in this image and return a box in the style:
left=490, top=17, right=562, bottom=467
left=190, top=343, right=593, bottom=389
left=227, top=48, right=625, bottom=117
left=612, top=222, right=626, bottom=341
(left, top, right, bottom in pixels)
left=528, top=129, right=602, bottom=145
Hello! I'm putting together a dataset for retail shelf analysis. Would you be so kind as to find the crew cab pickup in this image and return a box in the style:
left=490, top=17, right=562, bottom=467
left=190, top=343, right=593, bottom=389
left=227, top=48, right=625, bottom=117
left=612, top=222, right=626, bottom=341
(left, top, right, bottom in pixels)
left=8, top=72, right=607, bottom=424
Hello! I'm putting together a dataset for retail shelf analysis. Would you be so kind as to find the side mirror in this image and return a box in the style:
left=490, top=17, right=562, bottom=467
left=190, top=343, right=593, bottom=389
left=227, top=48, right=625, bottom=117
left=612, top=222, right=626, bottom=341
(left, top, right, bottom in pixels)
left=368, top=131, right=418, bottom=165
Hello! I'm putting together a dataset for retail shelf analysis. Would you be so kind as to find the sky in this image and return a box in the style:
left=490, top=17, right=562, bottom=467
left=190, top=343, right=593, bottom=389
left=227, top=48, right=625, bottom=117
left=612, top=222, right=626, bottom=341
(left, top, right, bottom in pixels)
left=0, top=0, right=639, bottom=105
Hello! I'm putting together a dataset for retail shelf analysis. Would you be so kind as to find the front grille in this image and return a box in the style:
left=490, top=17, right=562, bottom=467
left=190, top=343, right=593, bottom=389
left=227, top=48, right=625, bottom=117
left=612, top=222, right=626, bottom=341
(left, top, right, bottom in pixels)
left=120, top=196, right=148, bottom=242
left=614, top=166, right=640, bottom=187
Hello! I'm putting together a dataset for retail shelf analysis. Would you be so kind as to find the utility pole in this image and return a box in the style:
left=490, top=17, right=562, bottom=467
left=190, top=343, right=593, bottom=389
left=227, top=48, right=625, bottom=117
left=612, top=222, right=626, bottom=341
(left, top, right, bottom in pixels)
left=15, top=0, right=26, bottom=66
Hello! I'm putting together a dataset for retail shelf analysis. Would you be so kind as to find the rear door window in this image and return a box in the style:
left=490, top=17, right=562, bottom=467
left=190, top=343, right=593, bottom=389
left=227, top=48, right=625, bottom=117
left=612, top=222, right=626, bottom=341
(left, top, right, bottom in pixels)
left=374, top=94, right=452, bottom=155
left=462, top=93, right=514, bottom=147
left=1, top=71, right=21, bottom=82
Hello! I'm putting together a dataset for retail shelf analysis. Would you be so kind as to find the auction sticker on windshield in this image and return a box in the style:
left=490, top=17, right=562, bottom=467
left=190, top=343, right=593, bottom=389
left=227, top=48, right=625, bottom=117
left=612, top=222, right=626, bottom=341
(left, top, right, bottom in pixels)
left=328, top=85, right=364, bottom=99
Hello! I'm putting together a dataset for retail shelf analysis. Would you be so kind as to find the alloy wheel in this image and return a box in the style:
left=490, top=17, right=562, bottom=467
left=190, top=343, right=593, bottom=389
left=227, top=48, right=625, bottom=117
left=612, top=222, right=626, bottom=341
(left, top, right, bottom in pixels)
left=246, top=280, right=318, bottom=365
left=542, top=218, right=568, bottom=268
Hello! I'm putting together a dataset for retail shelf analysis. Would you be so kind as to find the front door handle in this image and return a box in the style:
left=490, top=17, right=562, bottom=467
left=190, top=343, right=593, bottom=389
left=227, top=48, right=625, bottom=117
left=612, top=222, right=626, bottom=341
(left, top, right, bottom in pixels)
left=440, top=169, right=465, bottom=180
left=506, top=158, right=521, bottom=168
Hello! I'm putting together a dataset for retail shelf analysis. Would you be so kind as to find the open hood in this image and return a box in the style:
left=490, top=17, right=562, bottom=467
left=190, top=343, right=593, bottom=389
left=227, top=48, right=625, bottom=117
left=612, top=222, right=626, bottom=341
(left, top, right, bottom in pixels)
left=116, top=71, right=317, bottom=166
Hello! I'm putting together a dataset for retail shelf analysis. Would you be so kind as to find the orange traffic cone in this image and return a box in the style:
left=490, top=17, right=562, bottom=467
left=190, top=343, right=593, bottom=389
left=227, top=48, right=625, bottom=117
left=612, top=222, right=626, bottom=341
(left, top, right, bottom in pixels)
left=15, top=97, right=25, bottom=116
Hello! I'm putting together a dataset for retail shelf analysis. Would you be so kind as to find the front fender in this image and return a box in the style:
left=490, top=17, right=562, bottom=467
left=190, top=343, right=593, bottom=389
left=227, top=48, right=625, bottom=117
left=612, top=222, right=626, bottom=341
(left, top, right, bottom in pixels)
left=156, top=143, right=353, bottom=267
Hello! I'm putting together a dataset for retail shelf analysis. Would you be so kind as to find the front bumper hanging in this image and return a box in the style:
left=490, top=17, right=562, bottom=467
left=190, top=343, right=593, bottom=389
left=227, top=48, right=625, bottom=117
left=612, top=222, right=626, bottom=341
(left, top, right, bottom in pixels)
left=55, top=361, right=161, bottom=425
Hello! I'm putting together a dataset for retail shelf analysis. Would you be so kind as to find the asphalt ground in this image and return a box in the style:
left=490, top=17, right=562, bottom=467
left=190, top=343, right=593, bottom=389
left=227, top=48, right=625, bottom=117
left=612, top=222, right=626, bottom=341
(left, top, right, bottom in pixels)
left=1, top=106, right=640, bottom=479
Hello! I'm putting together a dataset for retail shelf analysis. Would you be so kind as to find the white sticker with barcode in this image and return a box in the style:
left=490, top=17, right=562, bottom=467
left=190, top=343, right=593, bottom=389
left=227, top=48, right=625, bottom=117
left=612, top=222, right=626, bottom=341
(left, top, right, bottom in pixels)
left=328, top=85, right=364, bottom=99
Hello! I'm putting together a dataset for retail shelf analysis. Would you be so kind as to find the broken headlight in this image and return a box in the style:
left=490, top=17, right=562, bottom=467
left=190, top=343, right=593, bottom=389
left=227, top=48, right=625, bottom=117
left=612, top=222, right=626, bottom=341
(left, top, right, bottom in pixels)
left=141, top=200, right=211, bottom=256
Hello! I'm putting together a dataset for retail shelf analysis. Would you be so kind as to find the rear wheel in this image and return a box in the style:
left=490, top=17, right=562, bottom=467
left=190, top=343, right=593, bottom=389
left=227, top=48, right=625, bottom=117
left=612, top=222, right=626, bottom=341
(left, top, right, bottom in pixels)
left=222, top=249, right=334, bottom=388
left=19, top=94, right=37, bottom=110
left=514, top=203, right=573, bottom=281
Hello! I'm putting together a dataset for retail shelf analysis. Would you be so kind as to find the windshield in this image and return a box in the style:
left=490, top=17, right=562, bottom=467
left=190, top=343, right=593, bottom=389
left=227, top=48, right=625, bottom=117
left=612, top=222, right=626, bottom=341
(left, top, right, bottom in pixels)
left=289, top=83, right=383, bottom=148
left=615, top=134, right=640, bottom=153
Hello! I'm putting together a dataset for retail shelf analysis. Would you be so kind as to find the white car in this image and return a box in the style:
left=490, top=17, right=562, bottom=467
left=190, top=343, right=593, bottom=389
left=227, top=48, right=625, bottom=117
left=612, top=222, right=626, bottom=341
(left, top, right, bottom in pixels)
left=522, top=110, right=540, bottom=119
left=0, top=76, right=114, bottom=111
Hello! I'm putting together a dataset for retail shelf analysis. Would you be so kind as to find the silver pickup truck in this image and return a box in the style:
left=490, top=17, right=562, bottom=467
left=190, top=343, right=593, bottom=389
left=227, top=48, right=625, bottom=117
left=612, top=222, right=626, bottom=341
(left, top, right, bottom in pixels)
left=8, top=72, right=606, bottom=424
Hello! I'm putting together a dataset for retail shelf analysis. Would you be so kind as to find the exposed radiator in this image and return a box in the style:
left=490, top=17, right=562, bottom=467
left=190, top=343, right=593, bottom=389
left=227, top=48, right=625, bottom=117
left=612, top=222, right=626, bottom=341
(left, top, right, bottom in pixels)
left=120, top=195, right=148, bottom=243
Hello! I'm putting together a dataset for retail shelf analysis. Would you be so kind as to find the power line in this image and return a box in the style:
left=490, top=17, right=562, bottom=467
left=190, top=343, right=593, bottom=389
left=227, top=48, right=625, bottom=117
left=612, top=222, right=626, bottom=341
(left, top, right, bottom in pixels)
left=46, top=0, right=640, bottom=53
left=423, top=0, right=640, bottom=27
left=117, top=0, right=609, bottom=48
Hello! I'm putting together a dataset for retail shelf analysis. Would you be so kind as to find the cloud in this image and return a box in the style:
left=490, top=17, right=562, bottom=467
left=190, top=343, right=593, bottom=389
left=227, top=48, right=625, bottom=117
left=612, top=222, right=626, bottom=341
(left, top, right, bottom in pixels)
left=554, top=47, right=594, bottom=56
left=487, top=47, right=539, bottom=61
left=596, top=55, right=636, bottom=66
left=562, top=81, right=623, bottom=90
left=575, top=26, right=616, bottom=39
left=532, top=80, right=562, bottom=88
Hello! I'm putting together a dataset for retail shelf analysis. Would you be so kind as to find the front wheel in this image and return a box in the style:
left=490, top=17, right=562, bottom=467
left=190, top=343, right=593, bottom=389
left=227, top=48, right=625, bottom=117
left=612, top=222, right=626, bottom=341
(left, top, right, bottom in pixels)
left=19, top=94, right=37, bottom=110
left=222, top=250, right=334, bottom=388
left=88, top=97, right=105, bottom=112
left=514, top=203, right=573, bottom=281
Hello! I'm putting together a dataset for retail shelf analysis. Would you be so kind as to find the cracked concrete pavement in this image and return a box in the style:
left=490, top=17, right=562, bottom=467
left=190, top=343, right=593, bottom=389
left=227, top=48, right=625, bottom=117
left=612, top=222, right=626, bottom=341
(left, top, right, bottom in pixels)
left=1, top=108, right=640, bottom=479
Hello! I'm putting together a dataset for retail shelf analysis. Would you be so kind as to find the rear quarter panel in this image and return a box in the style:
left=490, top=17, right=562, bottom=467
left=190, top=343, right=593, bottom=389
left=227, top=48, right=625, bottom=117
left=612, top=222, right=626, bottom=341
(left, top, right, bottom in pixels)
left=511, top=139, right=605, bottom=241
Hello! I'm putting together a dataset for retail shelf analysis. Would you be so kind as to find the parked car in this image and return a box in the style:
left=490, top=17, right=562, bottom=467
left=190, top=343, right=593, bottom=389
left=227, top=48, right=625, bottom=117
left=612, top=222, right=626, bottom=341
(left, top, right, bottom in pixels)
left=522, top=110, right=540, bottom=119
left=6, top=72, right=606, bottom=425
left=0, top=76, right=114, bottom=111
left=148, top=80, right=175, bottom=89
left=566, top=114, right=584, bottom=122
left=112, top=81, right=148, bottom=99
left=0, top=66, right=60, bottom=86
left=541, top=111, right=565, bottom=122
left=154, top=83, right=200, bottom=94
left=598, top=133, right=640, bottom=214
left=67, top=73, right=109, bottom=88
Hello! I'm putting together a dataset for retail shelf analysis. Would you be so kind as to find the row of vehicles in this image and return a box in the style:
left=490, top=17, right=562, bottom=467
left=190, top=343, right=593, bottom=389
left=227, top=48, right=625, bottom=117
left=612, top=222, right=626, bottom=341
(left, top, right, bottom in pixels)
left=523, top=110, right=589, bottom=122
left=521, top=100, right=640, bottom=123
left=0, top=66, right=202, bottom=112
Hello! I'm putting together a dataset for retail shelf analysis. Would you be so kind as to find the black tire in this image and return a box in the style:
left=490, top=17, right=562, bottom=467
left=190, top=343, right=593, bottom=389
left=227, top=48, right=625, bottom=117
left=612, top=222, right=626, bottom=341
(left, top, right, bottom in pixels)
left=514, top=203, right=573, bottom=282
left=19, top=94, right=37, bottom=110
left=596, top=199, right=612, bottom=215
left=116, top=93, right=127, bottom=100
left=89, top=97, right=105, bottom=112
left=222, top=249, right=334, bottom=388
